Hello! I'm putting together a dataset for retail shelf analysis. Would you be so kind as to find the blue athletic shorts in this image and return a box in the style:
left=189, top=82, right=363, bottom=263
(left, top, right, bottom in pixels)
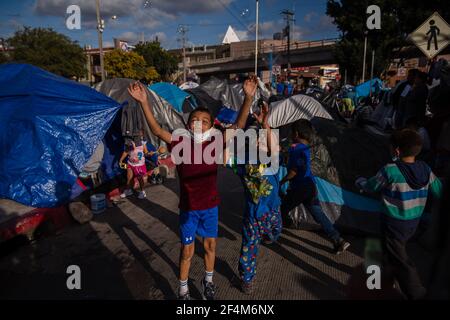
left=179, top=206, right=219, bottom=245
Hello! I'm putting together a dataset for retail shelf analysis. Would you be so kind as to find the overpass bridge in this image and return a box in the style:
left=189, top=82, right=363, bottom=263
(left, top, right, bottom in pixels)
left=187, top=39, right=338, bottom=80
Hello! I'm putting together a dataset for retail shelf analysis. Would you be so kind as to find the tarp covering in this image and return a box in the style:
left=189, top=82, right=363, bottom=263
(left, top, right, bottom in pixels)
left=185, top=87, right=223, bottom=118
left=355, top=78, right=383, bottom=100
left=95, top=78, right=187, bottom=148
left=315, top=177, right=382, bottom=213
left=309, top=118, right=391, bottom=191
left=268, top=94, right=333, bottom=128
left=199, top=77, right=270, bottom=111
left=369, top=91, right=394, bottom=130
left=285, top=117, right=392, bottom=234
left=216, top=107, right=238, bottom=124
left=287, top=177, right=384, bottom=235
left=179, top=81, right=199, bottom=90
left=149, top=82, right=194, bottom=113
left=0, top=64, right=122, bottom=207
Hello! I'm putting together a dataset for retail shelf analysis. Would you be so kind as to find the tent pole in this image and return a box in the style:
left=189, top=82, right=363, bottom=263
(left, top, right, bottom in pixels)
left=370, top=50, right=375, bottom=96
left=362, top=32, right=368, bottom=83
left=255, top=0, right=259, bottom=76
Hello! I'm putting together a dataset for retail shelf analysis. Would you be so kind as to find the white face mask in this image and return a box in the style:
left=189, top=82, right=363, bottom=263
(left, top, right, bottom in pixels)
left=189, top=120, right=218, bottom=143
left=190, top=127, right=213, bottom=143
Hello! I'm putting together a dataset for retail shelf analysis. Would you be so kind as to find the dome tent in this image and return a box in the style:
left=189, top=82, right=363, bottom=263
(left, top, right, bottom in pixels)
left=0, top=64, right=122, bottom=207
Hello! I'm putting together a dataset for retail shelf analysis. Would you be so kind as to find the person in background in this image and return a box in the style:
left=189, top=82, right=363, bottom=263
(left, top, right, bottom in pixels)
left=280, top=119, right=350, bottom=254
left=393, top=69, right=418, bottom=129
left=119, top=137, right=149, bottom=199
left=139, top=130, right=163, bottom=185
left=427, top=64, right=450, bottom=176
left=358, top=129, right=442, bottom=299
left=405, top=117, right=431, bottom=154
left=404, top=71, right=429, bottom=126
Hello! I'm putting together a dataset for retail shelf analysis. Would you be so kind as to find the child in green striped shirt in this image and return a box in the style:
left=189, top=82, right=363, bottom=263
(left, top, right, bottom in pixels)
left=359, top=129, right=442, bottom=299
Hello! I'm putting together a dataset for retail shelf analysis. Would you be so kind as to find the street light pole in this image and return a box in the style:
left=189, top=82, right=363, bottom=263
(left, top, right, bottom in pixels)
left=96, top=0, right=105, bottom=82
left=281, top=10, right=294, bottom=73
left=254, top=0, right=259, bottom=76
left=370, top=50, right=375, bottom=80
left=178, top=25, right=188, bottom=83
left=369, top=49, right=375, bottom=96
left=362, top=31, right=368, bottom=83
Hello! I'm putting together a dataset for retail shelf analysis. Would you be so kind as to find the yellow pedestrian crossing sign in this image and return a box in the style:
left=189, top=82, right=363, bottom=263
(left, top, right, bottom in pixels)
left=408, top=12, right=450, bottom=59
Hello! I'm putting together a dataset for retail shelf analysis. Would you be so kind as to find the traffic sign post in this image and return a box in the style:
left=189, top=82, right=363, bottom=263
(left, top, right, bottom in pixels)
left=408, top=12, right=450, bottom=59
left=272, top=64, right=281, bottom=76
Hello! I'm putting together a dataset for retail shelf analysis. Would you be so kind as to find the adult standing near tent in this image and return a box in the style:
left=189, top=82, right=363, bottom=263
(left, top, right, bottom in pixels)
left=404, top=72, right=429, bottom=126
left=393, top=69, right=418, bottom=129
left=127, top=77, right=258, bottom=300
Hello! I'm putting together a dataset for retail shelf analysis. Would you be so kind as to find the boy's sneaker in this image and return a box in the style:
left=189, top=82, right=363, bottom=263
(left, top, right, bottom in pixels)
left=156, top=174, right=163, bottom=184
left=178, top=291, right=191, bottom=300
left=201, top=278, right=216, bottom=300
left=149, top=174, right=157, bottom=185
left=120, top=189, right=133, bottom=198
left=137, top=190, right=146, bottom=199
left=334, top=238, right=350, bottom=255
left=241, top=280, right=254, bottom=295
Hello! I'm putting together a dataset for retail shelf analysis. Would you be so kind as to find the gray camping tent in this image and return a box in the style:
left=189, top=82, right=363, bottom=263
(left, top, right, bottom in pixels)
left=199, top=77, right=271, bottom=111
left=274, top=105, right=391, bottom=235
left=268, top=94, right=333, bottom=128
left=95, top=78, right=186, bottom=147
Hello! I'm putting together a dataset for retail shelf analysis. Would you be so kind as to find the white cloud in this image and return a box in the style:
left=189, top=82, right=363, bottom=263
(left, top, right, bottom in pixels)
left=34, top=0, right=194, bottom=31
left=103, top=41, right=114, bottom=47
left=234, top=29, right=249, bottom=41
left=304, top=12, right=317, bottom=23
left=318, top=15, right=334, bottom=30
left=34, top=0, right=235, bottom=19
left=291, top=26, right=305, bottom=40
left=117, top=31, right=140, bottom=42
left=149, top=31, right=167, bottom=43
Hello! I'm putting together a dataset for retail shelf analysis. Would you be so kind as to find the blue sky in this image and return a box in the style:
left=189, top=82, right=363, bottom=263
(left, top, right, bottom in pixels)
left=0, top=0, right=339, bottom=49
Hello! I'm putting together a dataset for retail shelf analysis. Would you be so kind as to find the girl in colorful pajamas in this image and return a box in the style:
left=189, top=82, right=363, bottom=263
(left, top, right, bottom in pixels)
left=230, top=103, right=282, bottom=294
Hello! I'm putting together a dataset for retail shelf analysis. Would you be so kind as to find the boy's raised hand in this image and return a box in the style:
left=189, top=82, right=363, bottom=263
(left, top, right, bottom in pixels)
left=127, top=82, right=147, bottom=104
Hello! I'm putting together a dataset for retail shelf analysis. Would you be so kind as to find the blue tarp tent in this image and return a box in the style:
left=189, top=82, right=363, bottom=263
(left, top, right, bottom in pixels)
left=0, top=64, right=122, bottom=207
left=355, top=78, right=383, bottom=100
left=149, top=82, right=196, bottom=113
left=216, top=106, right=238, bottom=124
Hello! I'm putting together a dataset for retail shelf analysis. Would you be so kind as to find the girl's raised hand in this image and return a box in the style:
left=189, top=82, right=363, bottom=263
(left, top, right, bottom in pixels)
left=253, top=102, right=269, bottom=126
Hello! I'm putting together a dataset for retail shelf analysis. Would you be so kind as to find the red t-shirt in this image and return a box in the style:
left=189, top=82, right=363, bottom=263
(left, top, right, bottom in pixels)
left=170, top=137, right=219, bottom=211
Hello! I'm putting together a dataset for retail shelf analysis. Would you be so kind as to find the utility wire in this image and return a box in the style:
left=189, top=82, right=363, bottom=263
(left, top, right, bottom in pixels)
left=215, top=0, right=252, bottom=32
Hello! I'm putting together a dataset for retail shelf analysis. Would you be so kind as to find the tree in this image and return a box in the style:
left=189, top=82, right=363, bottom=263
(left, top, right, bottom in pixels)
left=7, top=27, right=86, bottom=78
left=134, top=41, right=179, bottom=81
left=104, top=49, right=159, bottom=82
left=326, top=0, right=450, bottom=83
left=0, top=52, right=9, bottom=64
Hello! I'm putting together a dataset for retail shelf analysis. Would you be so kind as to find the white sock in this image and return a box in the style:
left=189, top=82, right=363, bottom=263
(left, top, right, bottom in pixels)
left=179, top=279, right=189, bottom=295
left=205, top=270, right=214, bottom=283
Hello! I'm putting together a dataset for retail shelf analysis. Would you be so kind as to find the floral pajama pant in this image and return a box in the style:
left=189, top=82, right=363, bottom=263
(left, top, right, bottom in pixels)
left=238, top=208, right=282, bottom=283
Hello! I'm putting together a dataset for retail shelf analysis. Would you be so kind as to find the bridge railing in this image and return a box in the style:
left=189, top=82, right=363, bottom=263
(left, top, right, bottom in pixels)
left=187, top=38, right=339, bottom=68
left=233, top=38, right=339, bottom=59
left=187, top=56, right=234, bottom=67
